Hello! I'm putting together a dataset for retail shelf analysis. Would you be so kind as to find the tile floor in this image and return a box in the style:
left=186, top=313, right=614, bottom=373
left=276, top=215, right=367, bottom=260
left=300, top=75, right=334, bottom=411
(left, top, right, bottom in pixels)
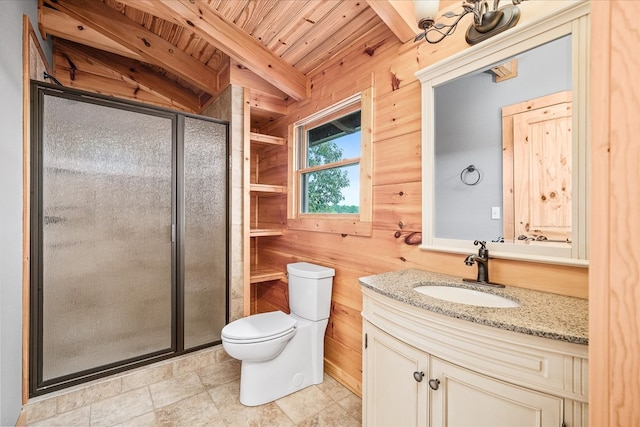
left=24, top=346, right=362, bottom=427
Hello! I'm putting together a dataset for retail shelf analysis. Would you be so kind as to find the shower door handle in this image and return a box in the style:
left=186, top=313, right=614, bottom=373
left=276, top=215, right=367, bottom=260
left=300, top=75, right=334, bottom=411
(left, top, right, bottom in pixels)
left=171, top=224, right=176, bottom=243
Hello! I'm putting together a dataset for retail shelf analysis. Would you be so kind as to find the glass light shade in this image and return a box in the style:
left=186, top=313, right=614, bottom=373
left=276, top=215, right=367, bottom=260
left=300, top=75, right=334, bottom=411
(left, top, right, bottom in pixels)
left=415, top=0, right=440, bottom=22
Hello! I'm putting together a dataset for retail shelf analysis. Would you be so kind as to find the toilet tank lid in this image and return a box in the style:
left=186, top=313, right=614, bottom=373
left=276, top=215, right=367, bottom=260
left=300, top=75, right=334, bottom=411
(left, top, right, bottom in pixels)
left=287, top=262, right=335, bottom=279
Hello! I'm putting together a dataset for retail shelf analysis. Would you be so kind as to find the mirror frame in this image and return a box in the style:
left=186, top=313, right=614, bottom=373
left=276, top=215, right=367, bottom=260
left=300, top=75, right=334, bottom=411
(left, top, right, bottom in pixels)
left=416, top=1, right=590, bottom=267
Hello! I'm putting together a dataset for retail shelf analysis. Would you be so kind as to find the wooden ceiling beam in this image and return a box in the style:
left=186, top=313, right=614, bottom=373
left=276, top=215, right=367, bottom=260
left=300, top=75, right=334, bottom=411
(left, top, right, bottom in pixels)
left=45, top=0, right=220, bottom=96
left=229, top=60, right=289, bottom=101
left=366, top=0, right=418, bottom=43
left=52, top=52, right=184, bottom=111
left=55, top=39, right=203, bottom=112
left=39, top=4, right=142, bottom=60
left=119, top=0, right=310, bottom=102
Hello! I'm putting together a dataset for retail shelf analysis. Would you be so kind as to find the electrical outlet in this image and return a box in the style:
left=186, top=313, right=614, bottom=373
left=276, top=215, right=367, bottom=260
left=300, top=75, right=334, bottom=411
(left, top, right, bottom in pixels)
left=491, top=206, right=501, bottom=220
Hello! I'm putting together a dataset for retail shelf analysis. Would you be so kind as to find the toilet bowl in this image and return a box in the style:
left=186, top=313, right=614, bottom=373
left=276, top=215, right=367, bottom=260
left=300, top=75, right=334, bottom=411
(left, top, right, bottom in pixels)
left=221, top=262, right=335, bottom=406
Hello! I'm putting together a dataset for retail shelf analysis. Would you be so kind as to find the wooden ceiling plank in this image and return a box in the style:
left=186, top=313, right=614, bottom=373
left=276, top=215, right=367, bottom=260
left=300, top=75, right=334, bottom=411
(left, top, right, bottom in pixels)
left=249, top=0, right=309, bottom=47
left=55, top=39, right=202, bottom=112
left=48, top=0, right=219, bottom=95
left=280, top=1, right=368, bottom=64
left=365, top=0, right=418, bottom=43
left=267, top=1, right=338, bottom=57
left=284, top=6, right=379, bottom=68
left=147, top=0, right=310, bottom=101
left=216, top=0, right=251, bottom=24
left=295, top=13, right=385, bottom=75
left=39, top=5, right=141, bottom=60
left=234, top=0, right=279, bottom=34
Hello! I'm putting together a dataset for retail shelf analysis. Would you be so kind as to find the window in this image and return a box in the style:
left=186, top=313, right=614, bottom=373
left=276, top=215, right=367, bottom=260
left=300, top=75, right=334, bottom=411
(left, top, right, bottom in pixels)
left=300, top=108, right=361, bottom=214
left=288, top=88, right=373, bottom=236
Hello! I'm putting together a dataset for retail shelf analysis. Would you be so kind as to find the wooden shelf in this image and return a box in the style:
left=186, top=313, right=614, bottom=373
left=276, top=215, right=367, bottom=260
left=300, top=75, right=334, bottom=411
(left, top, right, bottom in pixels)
left=250, top=183, right=285, bottom=194
left=245, top=125, right=287, bottom=315
left=250, top=265, right=285, bottom=284
left=250, top=228, right=284, bottom=237
left=250, top=132, right=284, bottom=147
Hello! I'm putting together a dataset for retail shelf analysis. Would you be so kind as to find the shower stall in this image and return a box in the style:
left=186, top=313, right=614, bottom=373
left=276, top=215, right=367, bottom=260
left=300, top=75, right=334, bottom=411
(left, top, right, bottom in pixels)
left=30, top=82, right=229, bottom=396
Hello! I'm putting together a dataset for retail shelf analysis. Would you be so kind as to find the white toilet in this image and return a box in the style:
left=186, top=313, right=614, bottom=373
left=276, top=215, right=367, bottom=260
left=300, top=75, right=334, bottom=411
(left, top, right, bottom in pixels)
left=221, top=262, right=335, bottom=406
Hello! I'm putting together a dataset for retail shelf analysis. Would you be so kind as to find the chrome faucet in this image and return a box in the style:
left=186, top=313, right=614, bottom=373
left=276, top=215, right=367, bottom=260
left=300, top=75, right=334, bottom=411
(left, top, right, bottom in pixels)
left=464, top=240, right=504, bottom=288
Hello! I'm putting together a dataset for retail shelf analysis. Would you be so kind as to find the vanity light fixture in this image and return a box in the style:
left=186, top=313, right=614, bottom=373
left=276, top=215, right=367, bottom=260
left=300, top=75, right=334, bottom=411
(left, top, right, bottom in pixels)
left=414, top=0, right=527, bottom=45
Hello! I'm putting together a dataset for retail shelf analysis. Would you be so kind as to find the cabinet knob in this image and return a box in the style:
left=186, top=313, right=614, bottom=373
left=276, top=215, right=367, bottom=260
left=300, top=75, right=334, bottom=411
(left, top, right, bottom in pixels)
left=413, top=371, right=425, bottom=382
left=429, top=378, right=440, bottom=390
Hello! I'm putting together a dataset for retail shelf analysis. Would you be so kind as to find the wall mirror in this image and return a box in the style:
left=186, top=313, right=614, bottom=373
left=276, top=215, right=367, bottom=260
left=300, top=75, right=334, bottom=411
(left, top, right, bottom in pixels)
left=416, top=2, right=590, bottom=266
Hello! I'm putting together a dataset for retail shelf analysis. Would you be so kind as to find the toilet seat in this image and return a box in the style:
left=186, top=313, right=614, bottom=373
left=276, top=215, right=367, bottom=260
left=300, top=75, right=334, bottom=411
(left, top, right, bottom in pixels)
left=221, top=311, right=297, bottom=344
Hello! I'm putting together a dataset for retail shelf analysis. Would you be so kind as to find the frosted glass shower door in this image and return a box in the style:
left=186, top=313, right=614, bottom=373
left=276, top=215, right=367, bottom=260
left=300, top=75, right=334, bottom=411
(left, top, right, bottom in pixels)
left=38, top=94, right=174, bottom=383
left=183, top=117, right=228, bottom=348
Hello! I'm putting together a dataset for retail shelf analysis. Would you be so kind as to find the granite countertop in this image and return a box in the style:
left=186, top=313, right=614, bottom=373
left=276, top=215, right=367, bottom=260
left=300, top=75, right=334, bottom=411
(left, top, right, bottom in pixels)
left=359, top=269, right=588, bottom=345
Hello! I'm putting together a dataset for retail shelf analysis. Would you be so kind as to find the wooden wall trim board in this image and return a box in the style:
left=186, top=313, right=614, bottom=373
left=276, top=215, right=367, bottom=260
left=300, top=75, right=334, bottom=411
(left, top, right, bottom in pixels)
left=243, top=87, right=252, bottom=316
left=590, top=1, right=640, bottom=425
left=588, top=0, right=610, bottom=422
left=23, top=15, right=51, bottom=406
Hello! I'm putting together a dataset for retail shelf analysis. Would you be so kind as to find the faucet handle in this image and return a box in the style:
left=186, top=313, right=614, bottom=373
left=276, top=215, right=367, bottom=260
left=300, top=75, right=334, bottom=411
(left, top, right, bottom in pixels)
left=473, top=240, right=488, bottom=257
left=473, top=240, right=486, bottom=249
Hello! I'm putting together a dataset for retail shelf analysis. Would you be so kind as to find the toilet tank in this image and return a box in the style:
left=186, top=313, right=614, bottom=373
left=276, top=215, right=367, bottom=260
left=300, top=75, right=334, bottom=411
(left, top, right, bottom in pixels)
left=287, top=262, right=335, bottom=321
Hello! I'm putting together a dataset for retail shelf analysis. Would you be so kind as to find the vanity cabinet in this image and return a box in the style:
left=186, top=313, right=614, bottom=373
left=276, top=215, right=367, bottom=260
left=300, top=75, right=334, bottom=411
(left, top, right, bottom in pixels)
left=362, top=287, right=588, bottom=427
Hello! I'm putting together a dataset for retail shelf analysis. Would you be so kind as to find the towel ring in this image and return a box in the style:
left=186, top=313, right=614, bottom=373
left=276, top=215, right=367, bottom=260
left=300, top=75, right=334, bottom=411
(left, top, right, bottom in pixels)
left=460, top=165, right=481, bottom=186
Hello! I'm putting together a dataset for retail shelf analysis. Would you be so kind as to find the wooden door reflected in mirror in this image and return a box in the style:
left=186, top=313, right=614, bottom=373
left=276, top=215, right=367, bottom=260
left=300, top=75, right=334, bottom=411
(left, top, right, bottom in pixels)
left=502, top=91, right=572, bottom=246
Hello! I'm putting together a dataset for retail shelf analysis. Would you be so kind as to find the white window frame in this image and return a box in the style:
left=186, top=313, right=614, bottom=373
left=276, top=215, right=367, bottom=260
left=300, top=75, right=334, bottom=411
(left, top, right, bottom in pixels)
left=288, top=88, right=373, bottom=236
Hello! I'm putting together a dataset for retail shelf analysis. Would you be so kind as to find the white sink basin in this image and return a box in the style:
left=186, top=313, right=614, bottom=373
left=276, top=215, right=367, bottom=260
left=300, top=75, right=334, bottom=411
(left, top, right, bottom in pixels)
left=414, top=286, right=519, bottom=308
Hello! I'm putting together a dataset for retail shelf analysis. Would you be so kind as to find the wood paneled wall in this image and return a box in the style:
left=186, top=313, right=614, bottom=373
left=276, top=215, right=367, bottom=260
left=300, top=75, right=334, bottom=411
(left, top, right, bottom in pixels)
left=253, top=1, right=589, bottom=397
left=589, top=1, right=640, bottom=425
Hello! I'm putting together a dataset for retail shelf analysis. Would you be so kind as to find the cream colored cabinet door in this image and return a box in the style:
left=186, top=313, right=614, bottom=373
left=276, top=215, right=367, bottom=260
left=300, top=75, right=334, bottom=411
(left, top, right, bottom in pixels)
left=429, top=357, right=563, bottom=427
left=363, top=322, right=428, bottom=427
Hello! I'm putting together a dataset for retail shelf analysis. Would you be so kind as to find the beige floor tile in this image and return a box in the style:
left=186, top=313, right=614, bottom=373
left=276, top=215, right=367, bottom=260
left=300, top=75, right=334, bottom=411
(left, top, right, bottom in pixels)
left=148, top=372, right=205, bottom=409
left=196, top=358, right=240, bottom=388
left=25, top=348, right=361, bottom=427
left=113, top=411, right=158, bottom=427
left=274, top=386, right=334, bottom=424
left=207, top=381, right=244, bottom=413
left=25, top=397, right=57, bottom=424
left=57, top=378, right=122, bottom=413
left=121, top=364, right=173, bottom=393
left=337, top=394, right=363, bottom=424
left=30, top=406, right=91, bottom=427
left=315, top=374, right=354, bottom=403
left=221, top=402, right=295, bottom=427
left=296, top=402, right=361, bottom=427
left=155, top=391, right=223, bottom=427
left=171, top=348, right=219, bottom=376
left=89, top=387, right=154, bottom=427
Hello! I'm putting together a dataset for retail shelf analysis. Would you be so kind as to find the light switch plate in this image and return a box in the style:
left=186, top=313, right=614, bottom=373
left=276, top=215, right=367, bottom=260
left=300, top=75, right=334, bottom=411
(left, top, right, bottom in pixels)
left=491, top=206, right=501, bottom=220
